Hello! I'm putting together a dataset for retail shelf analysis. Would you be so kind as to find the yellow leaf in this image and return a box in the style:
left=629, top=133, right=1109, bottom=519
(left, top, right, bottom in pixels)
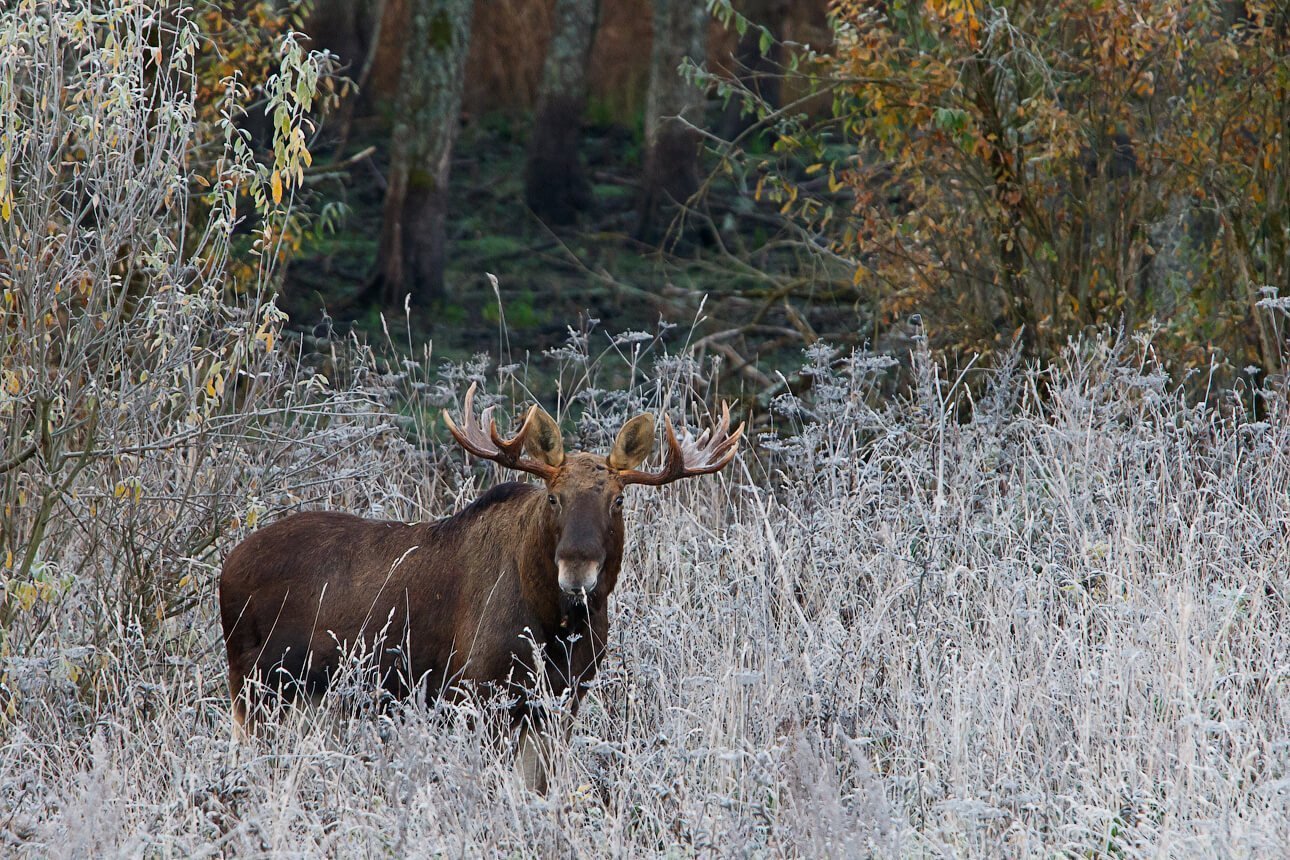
left=256, top=326, right=275, bottom=353
left=270, top=169, right=283, bottom=205
left=206, top=370, right=225, bottom=400
left=14, top=582, right=36, bottom=612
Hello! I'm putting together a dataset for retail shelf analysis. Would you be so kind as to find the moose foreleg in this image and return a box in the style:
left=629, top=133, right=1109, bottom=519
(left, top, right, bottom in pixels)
left=516, top=718, right=551, bottom=795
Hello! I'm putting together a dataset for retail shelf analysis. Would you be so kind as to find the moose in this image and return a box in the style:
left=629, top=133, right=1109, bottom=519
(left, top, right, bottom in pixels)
left=219, top=383, right=740, bottom=786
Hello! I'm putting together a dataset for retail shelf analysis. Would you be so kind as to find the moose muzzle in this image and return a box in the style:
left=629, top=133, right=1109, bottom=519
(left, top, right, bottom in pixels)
left=557, top=556, right=601, bottom=596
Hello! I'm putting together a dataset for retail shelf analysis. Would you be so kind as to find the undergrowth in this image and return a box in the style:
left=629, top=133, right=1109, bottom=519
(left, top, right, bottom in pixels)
left=3, top=327, right=1288, bottom=858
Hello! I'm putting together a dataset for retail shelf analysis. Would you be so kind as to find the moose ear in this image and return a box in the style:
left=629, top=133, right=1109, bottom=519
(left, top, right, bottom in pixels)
left=608, top=413, right=655, bottom=470
left=523, top=406, right=565, bottom=467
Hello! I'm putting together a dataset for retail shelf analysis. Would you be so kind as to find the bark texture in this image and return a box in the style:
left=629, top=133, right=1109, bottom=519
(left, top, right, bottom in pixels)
left=524, top=0, right=602, bottom=225
left=376, top=0, right=473, bottom=306
left=637, top=0, right=710, bottom=245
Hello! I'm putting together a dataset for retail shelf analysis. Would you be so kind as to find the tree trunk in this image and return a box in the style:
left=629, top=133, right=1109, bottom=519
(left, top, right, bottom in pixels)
left=716, top=0, right=789, bottom=141
left=375, top=0, right=473, bottom=307
left=637, top=0, right=710, bottom=245
left=306, top=0, right=368, bottom=73
left=320, top=0, right=391, bottom=160
left=524, top=0, right=602, bottom=225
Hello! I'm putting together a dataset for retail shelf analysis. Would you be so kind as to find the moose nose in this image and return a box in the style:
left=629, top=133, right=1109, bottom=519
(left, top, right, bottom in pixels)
left=557, top=556, right=601, bottom=594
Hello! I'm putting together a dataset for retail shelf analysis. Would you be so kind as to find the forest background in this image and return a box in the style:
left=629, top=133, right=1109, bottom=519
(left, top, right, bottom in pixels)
left=219, top=0, right=1290, bottom=392
left=2, top=0, right=1289, bottom=855
left=295, top=0, right=1290, bottom=386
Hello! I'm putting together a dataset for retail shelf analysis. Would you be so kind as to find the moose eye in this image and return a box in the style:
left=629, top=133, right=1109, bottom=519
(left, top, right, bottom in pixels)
left=614, top=495, right=625, bottom=507
left=548, top=494, right=558, bottom=507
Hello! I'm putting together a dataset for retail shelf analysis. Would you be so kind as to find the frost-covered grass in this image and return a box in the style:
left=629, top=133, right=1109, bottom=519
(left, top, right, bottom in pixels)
left=2, top=334, right=1288, bottom=858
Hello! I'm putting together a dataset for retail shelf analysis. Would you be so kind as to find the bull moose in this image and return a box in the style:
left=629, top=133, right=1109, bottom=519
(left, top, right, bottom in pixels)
left=219, top=383, right=741, bottom=786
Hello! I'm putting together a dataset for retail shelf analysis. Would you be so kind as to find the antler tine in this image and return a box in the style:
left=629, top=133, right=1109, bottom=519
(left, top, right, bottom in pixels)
left=442, top=383, right=557, bottom=478
left=620, top=402, right=743, bottom=486
left=690, top=402, right=730, bottom=458
left=489, top=405, right=536, bottom=461
left=659, top=414, right=687, bottom=482
left=469, top=398, right=497, bottom=450
left=689, top=413, right=742, bottom=473
left=463, top=380, right=479, bottom=423
left=442, top=383, right=486, bottom=457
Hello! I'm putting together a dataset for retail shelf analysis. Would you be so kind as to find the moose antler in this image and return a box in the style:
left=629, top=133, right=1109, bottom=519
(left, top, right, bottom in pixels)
left=442, top=382, right=560, bottom=479
left=619, top=401, right=743, bottom=486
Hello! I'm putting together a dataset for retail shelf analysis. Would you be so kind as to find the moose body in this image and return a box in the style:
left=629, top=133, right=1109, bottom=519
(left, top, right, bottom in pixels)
left=220, top=476, right=614, bottom=723
left=219, top=384, right=740, bottom=780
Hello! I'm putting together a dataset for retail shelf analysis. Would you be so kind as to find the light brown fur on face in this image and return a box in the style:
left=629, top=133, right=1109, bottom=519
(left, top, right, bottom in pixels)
left=219, top=393, right=739, bottom=789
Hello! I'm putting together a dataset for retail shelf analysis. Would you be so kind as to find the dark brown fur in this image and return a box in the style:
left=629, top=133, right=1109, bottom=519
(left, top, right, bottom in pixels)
left=220, top=393, right=739, bottom=789
left=219, top=454, right=627, bottom=731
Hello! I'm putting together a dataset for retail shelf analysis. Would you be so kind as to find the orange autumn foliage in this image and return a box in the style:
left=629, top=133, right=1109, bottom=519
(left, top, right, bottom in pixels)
left=773, top=0, right=1290, bottom=376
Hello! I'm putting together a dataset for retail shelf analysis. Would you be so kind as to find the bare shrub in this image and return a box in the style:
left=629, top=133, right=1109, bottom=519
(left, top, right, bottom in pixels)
left=0, top=5, right=380, bottom=659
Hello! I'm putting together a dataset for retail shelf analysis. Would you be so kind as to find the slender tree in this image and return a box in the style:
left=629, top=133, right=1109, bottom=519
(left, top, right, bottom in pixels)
left=308, top=0, right=368, bottom=72
left=716, top=0, right=789, bottom=141
left=310, top=0, right=392, bottom=159
left=524, top=0, right=602, bottom=224
left=637, top=0, right=709, bottom=245
left=374, top=0, right=473, bottom=306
